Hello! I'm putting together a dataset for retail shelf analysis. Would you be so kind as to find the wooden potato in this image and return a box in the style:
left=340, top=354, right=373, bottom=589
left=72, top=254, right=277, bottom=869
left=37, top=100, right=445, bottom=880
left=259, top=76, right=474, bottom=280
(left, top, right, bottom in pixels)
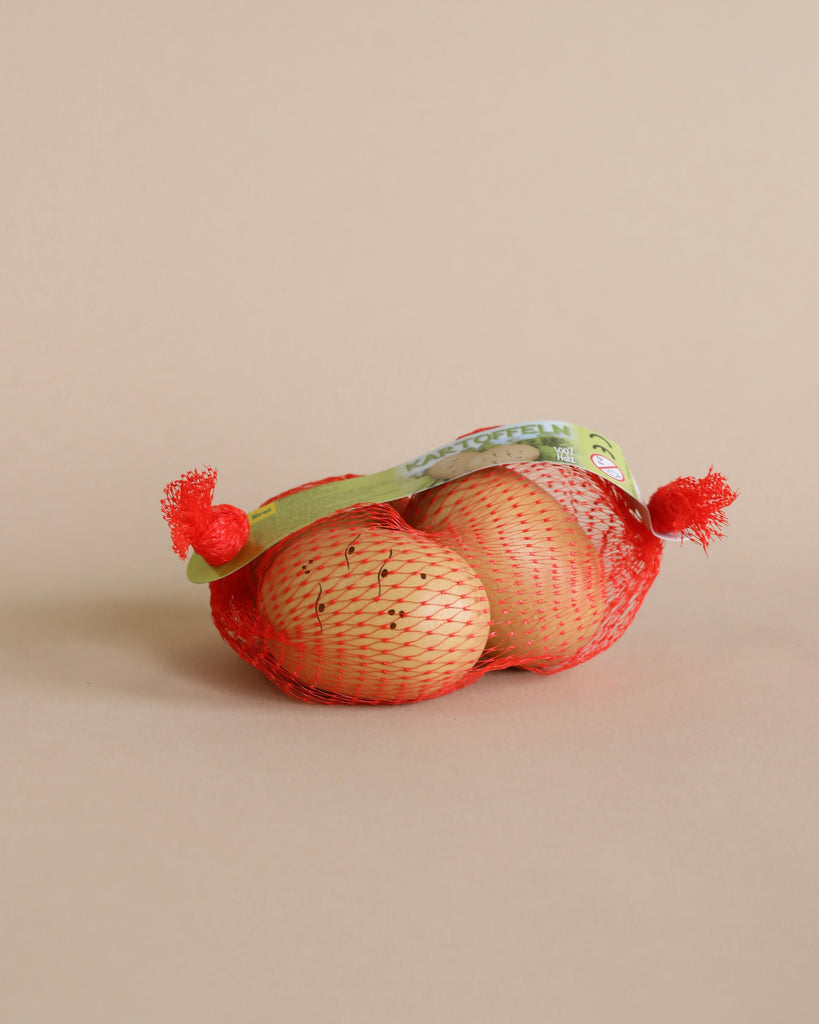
left=404, top=467, right=606, bottom=669
left=256, top=512, right=491, bottom=702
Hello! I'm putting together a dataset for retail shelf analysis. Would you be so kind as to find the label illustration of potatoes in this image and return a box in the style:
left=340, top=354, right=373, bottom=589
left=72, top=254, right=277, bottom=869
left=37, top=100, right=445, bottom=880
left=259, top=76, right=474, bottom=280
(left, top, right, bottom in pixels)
left=426, top=444, right=540, bottom=480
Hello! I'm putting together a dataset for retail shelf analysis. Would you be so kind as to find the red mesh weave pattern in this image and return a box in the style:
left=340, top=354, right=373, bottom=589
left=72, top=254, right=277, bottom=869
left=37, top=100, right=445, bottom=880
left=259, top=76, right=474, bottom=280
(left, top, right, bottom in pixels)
left=208, top=464, right=663, bottom=704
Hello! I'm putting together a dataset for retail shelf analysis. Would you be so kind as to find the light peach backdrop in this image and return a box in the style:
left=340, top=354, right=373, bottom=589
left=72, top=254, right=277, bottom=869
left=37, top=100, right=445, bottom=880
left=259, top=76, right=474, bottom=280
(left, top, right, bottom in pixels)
left=2, top=3, right=817, bottom=1022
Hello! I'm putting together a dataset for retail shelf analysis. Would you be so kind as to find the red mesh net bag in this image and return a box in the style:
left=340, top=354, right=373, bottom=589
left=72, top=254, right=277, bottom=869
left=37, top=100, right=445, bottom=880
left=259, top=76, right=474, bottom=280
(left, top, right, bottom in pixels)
left=162, top=434, right=736, bottom=705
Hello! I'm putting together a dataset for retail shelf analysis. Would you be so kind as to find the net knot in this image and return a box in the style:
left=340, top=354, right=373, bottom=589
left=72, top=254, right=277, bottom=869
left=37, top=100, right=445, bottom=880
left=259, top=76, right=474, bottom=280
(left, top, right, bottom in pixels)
left=647, top=468, right=738, bottom=550
left=161, top=467, right=249, bottom=565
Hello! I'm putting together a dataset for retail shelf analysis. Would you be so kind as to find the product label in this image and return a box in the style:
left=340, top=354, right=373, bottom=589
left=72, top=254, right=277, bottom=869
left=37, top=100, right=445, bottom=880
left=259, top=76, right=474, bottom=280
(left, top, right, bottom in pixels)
left=186, top=421, right=653, bottom=583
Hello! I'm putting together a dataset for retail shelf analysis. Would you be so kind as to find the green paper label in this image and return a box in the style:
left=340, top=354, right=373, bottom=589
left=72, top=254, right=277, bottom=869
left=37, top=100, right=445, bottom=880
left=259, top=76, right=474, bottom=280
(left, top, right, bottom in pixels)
left=186, top=420, right=653, bottom=583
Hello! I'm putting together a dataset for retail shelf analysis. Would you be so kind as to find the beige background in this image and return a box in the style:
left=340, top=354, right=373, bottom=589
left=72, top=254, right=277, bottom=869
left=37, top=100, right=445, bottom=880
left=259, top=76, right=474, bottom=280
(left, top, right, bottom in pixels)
left=2, top=2, right=818, bottom=1021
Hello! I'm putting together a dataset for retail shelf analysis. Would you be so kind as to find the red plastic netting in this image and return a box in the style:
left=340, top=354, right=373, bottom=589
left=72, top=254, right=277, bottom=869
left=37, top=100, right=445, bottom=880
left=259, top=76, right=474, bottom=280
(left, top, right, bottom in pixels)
left=207, top=463, right=664, bottom=704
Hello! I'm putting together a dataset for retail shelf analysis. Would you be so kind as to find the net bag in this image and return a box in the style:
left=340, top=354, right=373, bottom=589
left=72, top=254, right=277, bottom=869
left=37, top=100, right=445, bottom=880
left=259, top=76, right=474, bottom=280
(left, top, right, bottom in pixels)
left=162, top=434, right=736, bottom=705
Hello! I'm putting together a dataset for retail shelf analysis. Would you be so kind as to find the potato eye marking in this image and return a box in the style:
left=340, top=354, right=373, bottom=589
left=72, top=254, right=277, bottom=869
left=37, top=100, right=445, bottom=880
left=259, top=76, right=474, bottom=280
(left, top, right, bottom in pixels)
left=387, top=607, right=406, bottom=630
left=314, top=584, right=325, bottom=631
left=344, top=534, right=361, bottom=571
left=419, top=572, right=427, bottom=580
left=301, top=558, right=315, bottom=575
left=376, top=549, right=393, bottom=597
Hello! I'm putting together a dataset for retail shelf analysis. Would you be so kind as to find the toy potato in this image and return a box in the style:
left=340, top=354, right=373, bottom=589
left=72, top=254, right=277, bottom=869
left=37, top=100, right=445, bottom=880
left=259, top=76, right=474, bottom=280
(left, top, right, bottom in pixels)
left=162, top=421, right=737, bottom=704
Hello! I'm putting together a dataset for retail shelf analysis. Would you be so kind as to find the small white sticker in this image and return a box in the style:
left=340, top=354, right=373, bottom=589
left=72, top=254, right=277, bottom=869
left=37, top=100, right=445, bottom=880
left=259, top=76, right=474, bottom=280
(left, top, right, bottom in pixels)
left=590, top=453, right=625, bottom=481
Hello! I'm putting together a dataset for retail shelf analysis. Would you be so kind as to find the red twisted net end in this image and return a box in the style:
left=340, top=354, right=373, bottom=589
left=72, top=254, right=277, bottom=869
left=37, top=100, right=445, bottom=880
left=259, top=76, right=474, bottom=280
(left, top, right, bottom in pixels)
left=648, top=468, right=738, bottom=550
left=161, top=467, right=249, bottom=565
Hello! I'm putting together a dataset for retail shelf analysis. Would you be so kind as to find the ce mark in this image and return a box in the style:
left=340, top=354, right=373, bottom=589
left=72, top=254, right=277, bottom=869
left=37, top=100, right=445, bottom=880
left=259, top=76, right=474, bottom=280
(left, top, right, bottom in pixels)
left=588, top=432, right=616, bottom=461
